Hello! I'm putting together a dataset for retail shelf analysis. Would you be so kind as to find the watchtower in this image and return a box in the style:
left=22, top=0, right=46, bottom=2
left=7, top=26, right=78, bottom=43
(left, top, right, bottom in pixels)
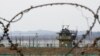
left=57, top=25, right=73, bottom=48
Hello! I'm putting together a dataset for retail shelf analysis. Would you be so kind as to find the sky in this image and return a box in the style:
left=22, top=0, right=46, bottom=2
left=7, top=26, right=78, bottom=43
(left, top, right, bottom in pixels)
left=0, top=0, right=100, bottom=32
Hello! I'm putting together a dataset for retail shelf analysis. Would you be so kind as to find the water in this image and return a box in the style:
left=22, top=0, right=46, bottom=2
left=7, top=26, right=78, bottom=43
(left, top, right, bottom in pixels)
left=0, top=40, right=59, bottom=47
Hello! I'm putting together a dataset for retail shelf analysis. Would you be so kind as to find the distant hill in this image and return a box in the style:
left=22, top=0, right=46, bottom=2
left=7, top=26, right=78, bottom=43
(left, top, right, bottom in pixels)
left=6, top=30, right=58, bottom=40
left=8, top=30, right=57, bottom=36
left=76, top=31, right=100, bottom=40
left=0, top=30, right=100, bottom=40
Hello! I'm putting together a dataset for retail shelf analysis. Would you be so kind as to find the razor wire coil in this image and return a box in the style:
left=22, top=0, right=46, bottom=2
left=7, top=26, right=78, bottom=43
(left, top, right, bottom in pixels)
left=0, top=3, right=100, bottom=56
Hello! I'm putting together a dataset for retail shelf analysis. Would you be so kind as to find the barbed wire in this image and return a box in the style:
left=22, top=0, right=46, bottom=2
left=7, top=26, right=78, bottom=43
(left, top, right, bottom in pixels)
left=0, top=21, right=24, bottom=55
left=86, top=5, right=100, bottom=55
left=96, top=6, right=100, bottom=25
left=0, top=2, right=100, bottom=56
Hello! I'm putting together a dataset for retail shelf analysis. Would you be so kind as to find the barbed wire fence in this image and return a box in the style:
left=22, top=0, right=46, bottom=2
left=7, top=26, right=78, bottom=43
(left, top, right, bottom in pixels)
left=0, top=2, right=100, bottom=56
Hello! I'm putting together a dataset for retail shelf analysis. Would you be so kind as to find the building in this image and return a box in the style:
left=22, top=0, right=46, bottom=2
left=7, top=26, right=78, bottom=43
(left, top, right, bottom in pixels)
left=57, top=26, right=76, bottom=48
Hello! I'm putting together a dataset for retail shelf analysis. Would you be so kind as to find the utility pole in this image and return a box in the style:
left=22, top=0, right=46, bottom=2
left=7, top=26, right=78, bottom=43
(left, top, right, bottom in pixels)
left=35, top=33, right=38, bottom=47
left=15, top=36, right=18, bottom=45
left=29, top=36, right=30, bottom=48
left=33, top=36, right=35, bottom=47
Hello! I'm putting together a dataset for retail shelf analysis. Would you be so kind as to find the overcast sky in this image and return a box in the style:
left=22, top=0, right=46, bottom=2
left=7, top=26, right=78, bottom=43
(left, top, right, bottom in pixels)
left=0, top=0, right=100, bottom=32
